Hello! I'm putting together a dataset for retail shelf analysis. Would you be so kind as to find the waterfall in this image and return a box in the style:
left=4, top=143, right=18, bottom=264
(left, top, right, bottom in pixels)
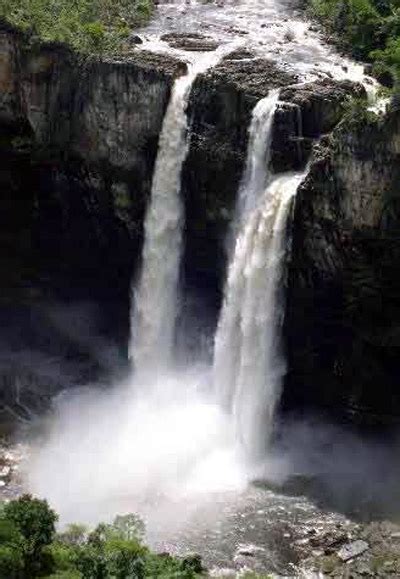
left=131, top=43, right=241, bottom=377
left=237, top=91, right=280, bottom=222
left=213, top=92, right=306, bottom=461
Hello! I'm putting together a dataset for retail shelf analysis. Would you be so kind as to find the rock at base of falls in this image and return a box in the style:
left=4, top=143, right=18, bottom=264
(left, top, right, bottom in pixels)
left=235, top=544, right=265, bottom=557
left=337, top=540, right=369, bottom=562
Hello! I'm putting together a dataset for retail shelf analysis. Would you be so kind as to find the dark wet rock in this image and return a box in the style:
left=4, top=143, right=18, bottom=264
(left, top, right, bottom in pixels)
left=271, top=79, right=364, bottom=172
left=180, top=64, right=362, bottom=328
left=223, top=48, right=256, bottom=60
left=0, top=22, right=186, bottom=417
left=129, top=34, right=143, bottom=45
left=283, top=110, right=400, bottom=425
left=364, top=63, right=373, bottom=75
left=104, top=49, right=188, bottom=77
left=161, top=32, right=219, bottom=52
left=207, top=58, right=296, bottom=99
left=226, top=26, right=249, bottom=35
left=236, top=544, right=265, bottom=557
left=180, top=60, right=296, bottom=309
left=280, top=79, right=365, bottom=136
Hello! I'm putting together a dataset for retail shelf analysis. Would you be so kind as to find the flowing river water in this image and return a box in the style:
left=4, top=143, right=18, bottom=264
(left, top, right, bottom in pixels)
left=138, top=0, right=372, bottom=84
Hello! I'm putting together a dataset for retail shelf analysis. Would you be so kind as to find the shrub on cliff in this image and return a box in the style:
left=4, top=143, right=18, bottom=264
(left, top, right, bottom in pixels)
left=0, top=0, right=153, bottom=54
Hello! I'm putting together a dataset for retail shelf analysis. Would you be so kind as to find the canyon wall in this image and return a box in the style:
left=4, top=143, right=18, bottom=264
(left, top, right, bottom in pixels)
left=284, top=109, right=400, bottom=426
left=1, top=19, right=397, bottom=427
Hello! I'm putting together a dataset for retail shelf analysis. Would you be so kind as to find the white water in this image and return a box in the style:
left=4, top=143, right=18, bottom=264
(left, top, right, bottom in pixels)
left=131, top=42, right=242, bottom=376
left=139, top=0, right=376, bottom=88
left=214, top=92, right=306, bottom=461
left=237, top=90, right=280, bottom=225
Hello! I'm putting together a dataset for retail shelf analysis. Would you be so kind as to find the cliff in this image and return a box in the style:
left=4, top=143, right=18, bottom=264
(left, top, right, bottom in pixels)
left=284, top=109, right=400, bottom=426
left=0, top=19, right=382, bottom=425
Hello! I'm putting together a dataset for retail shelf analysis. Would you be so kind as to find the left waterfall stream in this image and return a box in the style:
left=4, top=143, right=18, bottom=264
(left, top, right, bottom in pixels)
left=131, top=42, right=242, bottom=377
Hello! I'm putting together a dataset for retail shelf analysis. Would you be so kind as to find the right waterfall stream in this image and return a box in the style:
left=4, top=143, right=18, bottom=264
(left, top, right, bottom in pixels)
left=213, top=91, right=308, bottom=463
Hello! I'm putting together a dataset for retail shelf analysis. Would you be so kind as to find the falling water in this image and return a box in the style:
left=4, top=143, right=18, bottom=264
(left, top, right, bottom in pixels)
left=214, top=92, right=306, bottom=461
left=237, top=90, right=280, bottom=222
left=130, top=43, right=240, bottom=376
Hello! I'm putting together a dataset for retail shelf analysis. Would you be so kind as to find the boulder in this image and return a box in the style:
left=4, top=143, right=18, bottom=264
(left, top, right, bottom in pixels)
left=337, top=540, right=369, bottom=561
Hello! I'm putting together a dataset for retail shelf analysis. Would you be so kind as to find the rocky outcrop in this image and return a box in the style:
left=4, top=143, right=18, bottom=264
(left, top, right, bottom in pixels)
left=283, top=109, right=400, bottom=425
left=273, top=79, right=365, bottom=172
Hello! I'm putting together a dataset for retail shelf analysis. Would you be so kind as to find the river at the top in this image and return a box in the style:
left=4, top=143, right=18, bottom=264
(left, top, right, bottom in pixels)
left=137, top=0, right=371, bottom=85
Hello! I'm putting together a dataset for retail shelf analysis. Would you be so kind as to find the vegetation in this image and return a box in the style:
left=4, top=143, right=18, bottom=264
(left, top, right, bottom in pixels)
left=0, top=494, right=204, bottom=578
left=0, top=0, right=153, bottom=54
left=309, top=0, right=400, bottom=88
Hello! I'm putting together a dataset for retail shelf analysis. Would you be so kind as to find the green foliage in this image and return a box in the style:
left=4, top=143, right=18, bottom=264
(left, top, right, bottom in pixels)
left=4, top=494, right=58, bottom=550
left=310, top=0, right=400, bottom=88
left=111, top=514, right=145, bottom=542
left=0, top=544, right=24, bottom=578
left=57, top=524, right=88, bottom=547
left=0, top=515, right=24, bottom=578
left=2, top=494, right=58, bottom=576
left=0, top=0, right=153, bottom=54
left=0, top=496, right=204, bottom=578
left=341, top=95, right=380, bottom=125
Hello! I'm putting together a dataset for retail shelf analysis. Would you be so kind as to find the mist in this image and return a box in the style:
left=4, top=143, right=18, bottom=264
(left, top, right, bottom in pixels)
left=26, top=364, right=248, bottom=530
left=23, top=349, right=400, bottom=541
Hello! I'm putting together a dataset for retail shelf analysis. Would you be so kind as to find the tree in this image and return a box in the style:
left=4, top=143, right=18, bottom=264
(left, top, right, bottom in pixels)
left=3, top=494, right=58, bottom=576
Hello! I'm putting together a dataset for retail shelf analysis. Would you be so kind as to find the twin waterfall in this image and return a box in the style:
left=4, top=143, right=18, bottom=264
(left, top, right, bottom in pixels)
left=131, top=63, right=306, bottom=461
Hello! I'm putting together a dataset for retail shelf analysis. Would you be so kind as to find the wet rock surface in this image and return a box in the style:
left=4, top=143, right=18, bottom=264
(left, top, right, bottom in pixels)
left=161, top=32, right=220, bottom=52
left=0, top=441, right=26, bottom=499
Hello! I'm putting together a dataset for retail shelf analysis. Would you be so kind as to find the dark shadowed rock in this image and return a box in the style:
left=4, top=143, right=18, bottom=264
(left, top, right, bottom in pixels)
left=129, top=34, right=143, bottom=45
left=283, top=110, right=400, bottom=425
left=271, top=78, right=365, bottom=172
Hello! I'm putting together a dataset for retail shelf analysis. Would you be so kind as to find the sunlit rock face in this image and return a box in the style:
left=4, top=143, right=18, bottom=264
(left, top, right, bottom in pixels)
left=284, top=111, right=400, bottom=425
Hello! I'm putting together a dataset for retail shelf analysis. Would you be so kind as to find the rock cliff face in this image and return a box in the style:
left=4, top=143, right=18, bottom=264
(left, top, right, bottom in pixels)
left=0, top=19, right=390, bottom=425
left=0, top=21, right=182, bottom=423
left=0, top=21, right=184, bottom=301
left=283, top=110, right=400, bottom=425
